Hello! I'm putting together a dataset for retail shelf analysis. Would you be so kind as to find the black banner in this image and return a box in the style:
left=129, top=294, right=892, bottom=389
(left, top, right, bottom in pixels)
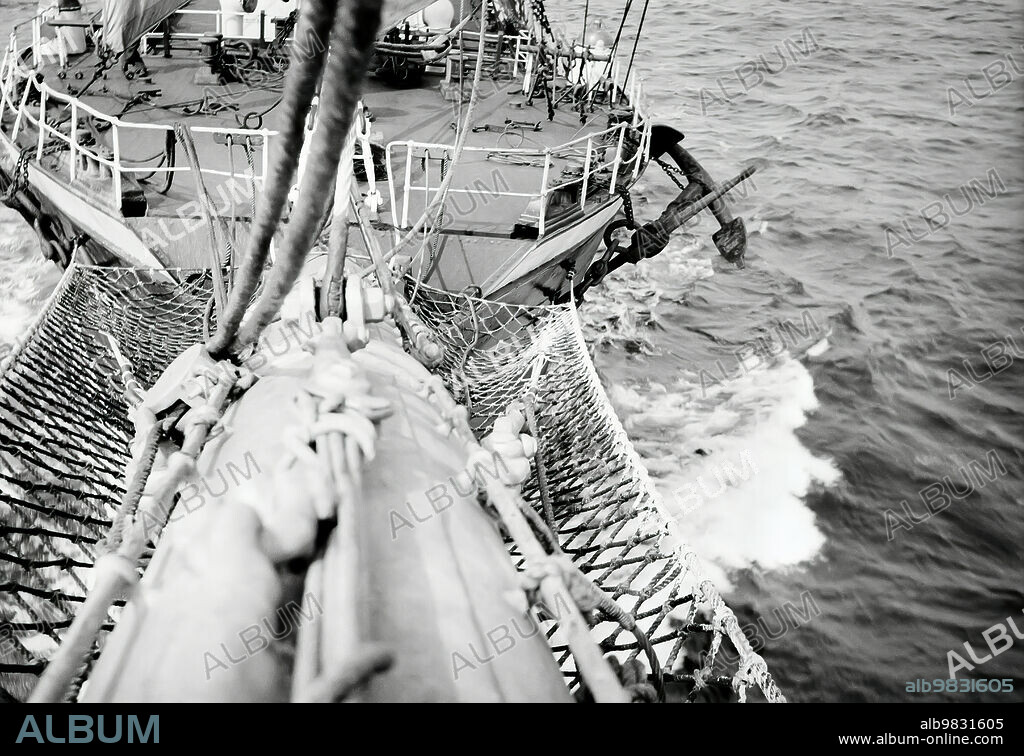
left=0, top=704, right=1018, bottom=747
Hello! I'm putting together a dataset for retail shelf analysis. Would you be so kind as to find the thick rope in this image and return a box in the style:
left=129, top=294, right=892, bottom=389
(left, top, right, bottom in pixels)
left=100, top=421, right=162, bottom=554
left=231, top=0, right=385, bottom=350
left=205, top=0, right=339, bottom=357
left=320, top=115, right=362, bottom=321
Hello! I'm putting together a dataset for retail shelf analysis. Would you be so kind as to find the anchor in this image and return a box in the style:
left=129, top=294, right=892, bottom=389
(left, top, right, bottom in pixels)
left=646, top=124, right=750, bottom=266
left=568, top=165, right=755, bottom=303
left=571, top=125, right=755, bottom=302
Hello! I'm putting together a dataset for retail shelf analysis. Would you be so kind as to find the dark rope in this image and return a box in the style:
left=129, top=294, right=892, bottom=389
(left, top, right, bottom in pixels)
left=624, top=0, right=652, bottom=87
left=232, top=0, right=385, bottom=349
left=205, top=0, right=339, bottom=357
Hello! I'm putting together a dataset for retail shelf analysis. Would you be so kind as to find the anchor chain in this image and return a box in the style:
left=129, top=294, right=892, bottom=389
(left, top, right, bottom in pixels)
left=615, top=184, right=643, bottom=258
left=2, top=142, right=64, bottom=205
left=0, top=147, right=34, bottom=205
left=655, top=156, right=688, bottom=191
left=529, top=0, right=554, bottom=38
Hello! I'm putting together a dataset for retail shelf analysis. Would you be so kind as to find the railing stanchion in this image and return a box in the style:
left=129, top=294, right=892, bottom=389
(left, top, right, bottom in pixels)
left=401, top=147, right=413, bottom=228
left=580, top=138, right=592, bottom=210
left=0, top=39, right=13, bottom=120
left=610, top=123, right=626, bottom=194
left=111, top=124, right=123, bottom=213
left=69, top=99, right=77, bottom=181
left=31, top=15, right=39, bottom=69
left=12, top=74, right=30, bottom=139
left=539, top=149, right=550, bottom=237
left=36, top=86, right=46, bottom=160
left=385, top=143, right=400, bottom=243
left=634, top=117, right=650, bottom=179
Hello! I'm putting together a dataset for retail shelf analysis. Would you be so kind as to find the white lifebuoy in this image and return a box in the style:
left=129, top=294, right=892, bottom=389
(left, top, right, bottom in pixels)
left=220, top=0, right=297, bottom=40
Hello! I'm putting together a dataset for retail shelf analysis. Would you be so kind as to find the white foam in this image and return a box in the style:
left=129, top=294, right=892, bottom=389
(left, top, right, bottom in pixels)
left=589, top=241, right=839, bottom=590
left=0, top=219, right=56, bottom=349
left=611, top=358, right=839, bottom=590
left=806, top=336, right=830, bottom=358
left=579, top=234, right=713, bottom=353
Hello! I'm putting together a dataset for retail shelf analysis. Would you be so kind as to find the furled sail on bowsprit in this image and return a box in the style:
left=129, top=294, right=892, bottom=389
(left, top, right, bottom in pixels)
left=102, top=0, right=189, bottom=52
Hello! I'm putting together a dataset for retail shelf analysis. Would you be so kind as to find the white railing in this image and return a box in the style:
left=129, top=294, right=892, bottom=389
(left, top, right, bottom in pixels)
left=0, top=40, right=276, bottom=214
left=385, top=116, right=651, bottom=237
left=385, top=142, right=540, bottom=232
left=445, top=29, right=533, bottom=78
left=140, top=8, right=293, bottom=46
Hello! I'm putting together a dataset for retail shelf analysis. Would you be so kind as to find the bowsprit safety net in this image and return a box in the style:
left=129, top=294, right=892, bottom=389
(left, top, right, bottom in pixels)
left=0, top=264, right=783, bottom=703
left=0, top=265, right=212, bottom=701
left=408, top=281, right=784, bottom=702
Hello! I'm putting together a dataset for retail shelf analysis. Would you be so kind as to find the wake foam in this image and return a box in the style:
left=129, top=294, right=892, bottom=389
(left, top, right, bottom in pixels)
left=583, top=237, right=839, bottom=589
left=0, top=219, right=55, bottom=350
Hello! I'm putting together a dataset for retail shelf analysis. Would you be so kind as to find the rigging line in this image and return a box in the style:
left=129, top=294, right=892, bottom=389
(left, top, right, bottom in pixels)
left=574, top=0, right=591, bottom=89
left=205, top=0, right=338, bottom=358
left=173, top=123, right=227, bottom=317
left=558, top=0, right=634, bottom=112
left=363, top=0, right=489, bottom=279
left=231, top=0, right=385, bottom=350
left=409, top=0, right=489, bottom=297
left=451, top=0, right=486, bottom=140
left=623, top=0, right=651, bottom=87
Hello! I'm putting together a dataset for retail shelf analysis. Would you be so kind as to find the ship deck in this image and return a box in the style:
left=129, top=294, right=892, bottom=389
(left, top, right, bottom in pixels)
left=28, top=2, right=631, bottom=236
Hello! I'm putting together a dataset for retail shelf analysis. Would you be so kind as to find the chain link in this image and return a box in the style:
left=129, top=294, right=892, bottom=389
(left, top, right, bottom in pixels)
left=655, top=157, right=688, bottom=191
left=2, top=142, right=65, bottom=205
left=617, top=184, right=636, bottom=228
left=530, top=0, right=554, bottom=38
left=1, top=147, right=35, bottom=204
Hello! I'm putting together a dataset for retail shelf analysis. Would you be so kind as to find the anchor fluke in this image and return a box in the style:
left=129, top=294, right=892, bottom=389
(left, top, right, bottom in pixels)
left=712, top=216, right=747, bottom=268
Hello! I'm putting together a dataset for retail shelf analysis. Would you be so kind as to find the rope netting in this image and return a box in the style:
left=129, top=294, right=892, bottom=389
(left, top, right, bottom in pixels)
left=0, top=264, right=783, bottom=702
left=408, top=282, right=785, bottom=702
left=0, top=266, right=212, bottom=701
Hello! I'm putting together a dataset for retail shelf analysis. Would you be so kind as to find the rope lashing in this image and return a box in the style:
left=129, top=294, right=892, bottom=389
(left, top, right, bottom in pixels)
left=205, top=0, right=341, bottom=357
left=289, top=318, right=396, bottom=701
